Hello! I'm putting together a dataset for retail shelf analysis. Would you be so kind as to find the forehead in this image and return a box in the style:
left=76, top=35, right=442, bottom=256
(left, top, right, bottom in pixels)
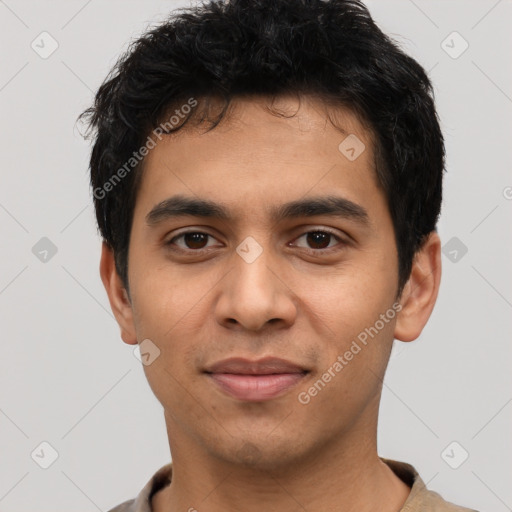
left=134, top=95, right=384, bottom=225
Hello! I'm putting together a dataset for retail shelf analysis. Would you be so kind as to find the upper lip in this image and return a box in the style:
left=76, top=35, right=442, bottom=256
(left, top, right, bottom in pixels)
left=204, top=357, right=308, bottom=375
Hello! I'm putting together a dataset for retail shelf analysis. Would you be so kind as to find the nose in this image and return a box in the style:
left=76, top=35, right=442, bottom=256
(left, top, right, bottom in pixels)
left=214, top=244, right=297, bottom=332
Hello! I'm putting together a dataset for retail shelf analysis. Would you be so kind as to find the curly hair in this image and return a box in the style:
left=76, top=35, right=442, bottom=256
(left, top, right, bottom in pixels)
left=78, top=0, right=445, bottom=298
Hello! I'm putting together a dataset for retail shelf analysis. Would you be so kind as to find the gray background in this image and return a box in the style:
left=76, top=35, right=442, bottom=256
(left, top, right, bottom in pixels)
left=0, top=0, right=511, bottom=510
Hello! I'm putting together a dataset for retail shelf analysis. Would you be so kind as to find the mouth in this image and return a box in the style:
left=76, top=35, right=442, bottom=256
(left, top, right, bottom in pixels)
left=204, top=357, right=310, bottom=402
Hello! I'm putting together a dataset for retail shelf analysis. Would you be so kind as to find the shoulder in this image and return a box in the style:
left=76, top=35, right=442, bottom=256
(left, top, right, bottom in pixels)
left=380, top=458, right=480, bottom=512
left=105, top=463, right=173, bottom=512
left=403, top=486, right=480, bottom=512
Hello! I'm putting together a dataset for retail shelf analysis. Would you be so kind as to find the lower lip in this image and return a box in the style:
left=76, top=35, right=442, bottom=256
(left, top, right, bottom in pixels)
left=208, top=373, right=306, bottom=401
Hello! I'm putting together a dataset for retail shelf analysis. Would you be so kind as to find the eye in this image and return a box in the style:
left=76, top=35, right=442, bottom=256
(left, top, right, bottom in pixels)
left=166, top=231, right=219, bottom=251
left=291, top=229, right=345, bottom=253
left=165, top=228, right=347, bottom=255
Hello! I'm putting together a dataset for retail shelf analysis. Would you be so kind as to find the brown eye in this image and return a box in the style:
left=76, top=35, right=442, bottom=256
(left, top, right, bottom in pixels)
left=293, top=230, right=343, bottom=251
left=305, top=231, right=332, bottom=249
left=167, top=231, right=218, bottom=251
left=182, top=232, right=209, bottom=249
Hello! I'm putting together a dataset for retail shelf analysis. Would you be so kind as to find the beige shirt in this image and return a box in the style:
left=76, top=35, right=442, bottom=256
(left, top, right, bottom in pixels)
left=107, top=458, right=479, bottom=512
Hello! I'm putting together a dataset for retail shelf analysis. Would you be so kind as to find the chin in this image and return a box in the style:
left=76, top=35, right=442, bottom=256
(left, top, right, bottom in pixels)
left=215, top=436, right=311, bottom=474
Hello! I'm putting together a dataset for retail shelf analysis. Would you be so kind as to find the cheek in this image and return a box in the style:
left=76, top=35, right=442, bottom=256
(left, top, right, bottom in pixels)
left=294, top=305, right=397, bottom=433
left=129, top=258, right=213, bottom=336
left=300, top=261, right=398, bottom=377
left=303, top=263, right=393, bottom=330
left=133, top=290, right=207, bottom=412
left=129, top=263, right=215, bottom=364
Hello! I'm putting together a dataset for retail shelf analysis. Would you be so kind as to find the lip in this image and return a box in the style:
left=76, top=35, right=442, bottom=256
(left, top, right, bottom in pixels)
left=204, top=357, right=308, bottom=375
left=204, top=357, right=309, bottom=402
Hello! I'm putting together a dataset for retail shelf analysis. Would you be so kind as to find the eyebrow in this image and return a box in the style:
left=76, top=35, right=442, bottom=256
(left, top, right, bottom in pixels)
left=145, top=194, right=370, bottom=228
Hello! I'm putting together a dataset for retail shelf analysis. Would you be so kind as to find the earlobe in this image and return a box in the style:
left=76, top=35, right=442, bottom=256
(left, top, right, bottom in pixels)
left=99, top=242, right=138, bottom=345
left=394, top=231, right=442, bottom=343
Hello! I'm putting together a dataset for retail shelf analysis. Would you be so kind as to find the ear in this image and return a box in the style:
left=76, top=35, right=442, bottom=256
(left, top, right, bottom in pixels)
left=99, top=242, right=138, bottom=345
left=394, top=231, right=442, bottom=342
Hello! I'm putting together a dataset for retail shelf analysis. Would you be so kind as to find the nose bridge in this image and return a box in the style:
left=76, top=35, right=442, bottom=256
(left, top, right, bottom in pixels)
left=215, top=235, right=296, bottom=330
left=232, top=235, right=277, bottom=308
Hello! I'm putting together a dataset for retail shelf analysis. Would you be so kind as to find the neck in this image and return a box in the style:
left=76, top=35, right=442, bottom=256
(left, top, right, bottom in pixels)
left=152, top=404, right=411, bottom=511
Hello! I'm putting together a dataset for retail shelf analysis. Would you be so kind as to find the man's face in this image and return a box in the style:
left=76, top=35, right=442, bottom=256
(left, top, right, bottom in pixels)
left=125, top=95, right=401, bottom=469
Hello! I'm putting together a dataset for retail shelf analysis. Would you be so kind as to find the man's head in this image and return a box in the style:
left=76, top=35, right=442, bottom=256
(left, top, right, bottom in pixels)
left=80, top=0, right=443, bottom=472
left=80, top=0, right=445, bottom=300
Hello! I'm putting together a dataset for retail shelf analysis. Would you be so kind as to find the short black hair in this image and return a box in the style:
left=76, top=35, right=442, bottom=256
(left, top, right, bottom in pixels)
left=79, top=0, right=445, bottom=299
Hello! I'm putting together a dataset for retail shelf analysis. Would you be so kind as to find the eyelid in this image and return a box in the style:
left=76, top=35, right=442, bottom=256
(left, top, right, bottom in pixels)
left=166, top=229, right=221, bottom=249
left=289, top=227, right=347, bottom=252
left=292, top=225, right=343, bottom=238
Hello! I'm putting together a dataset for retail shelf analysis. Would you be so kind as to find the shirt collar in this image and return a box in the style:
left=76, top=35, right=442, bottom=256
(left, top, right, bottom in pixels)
left=116, top=457, right=458, bottom=512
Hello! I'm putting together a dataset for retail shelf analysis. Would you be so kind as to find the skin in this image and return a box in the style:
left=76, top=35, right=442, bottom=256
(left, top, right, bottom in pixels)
left=101, top=95, right=441, bottom=512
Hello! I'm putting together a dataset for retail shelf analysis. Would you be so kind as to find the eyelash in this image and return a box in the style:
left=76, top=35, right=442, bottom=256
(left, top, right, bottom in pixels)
left=165, top=229, right=347, bottom=256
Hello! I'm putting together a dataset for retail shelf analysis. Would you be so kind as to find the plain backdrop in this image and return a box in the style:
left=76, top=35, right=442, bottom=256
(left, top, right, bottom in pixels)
left=0, top=0, right=511, bottom=510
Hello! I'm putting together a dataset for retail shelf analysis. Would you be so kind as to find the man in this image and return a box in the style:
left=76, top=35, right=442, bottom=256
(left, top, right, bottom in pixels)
left=79, top=0, right=479, bottom=510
